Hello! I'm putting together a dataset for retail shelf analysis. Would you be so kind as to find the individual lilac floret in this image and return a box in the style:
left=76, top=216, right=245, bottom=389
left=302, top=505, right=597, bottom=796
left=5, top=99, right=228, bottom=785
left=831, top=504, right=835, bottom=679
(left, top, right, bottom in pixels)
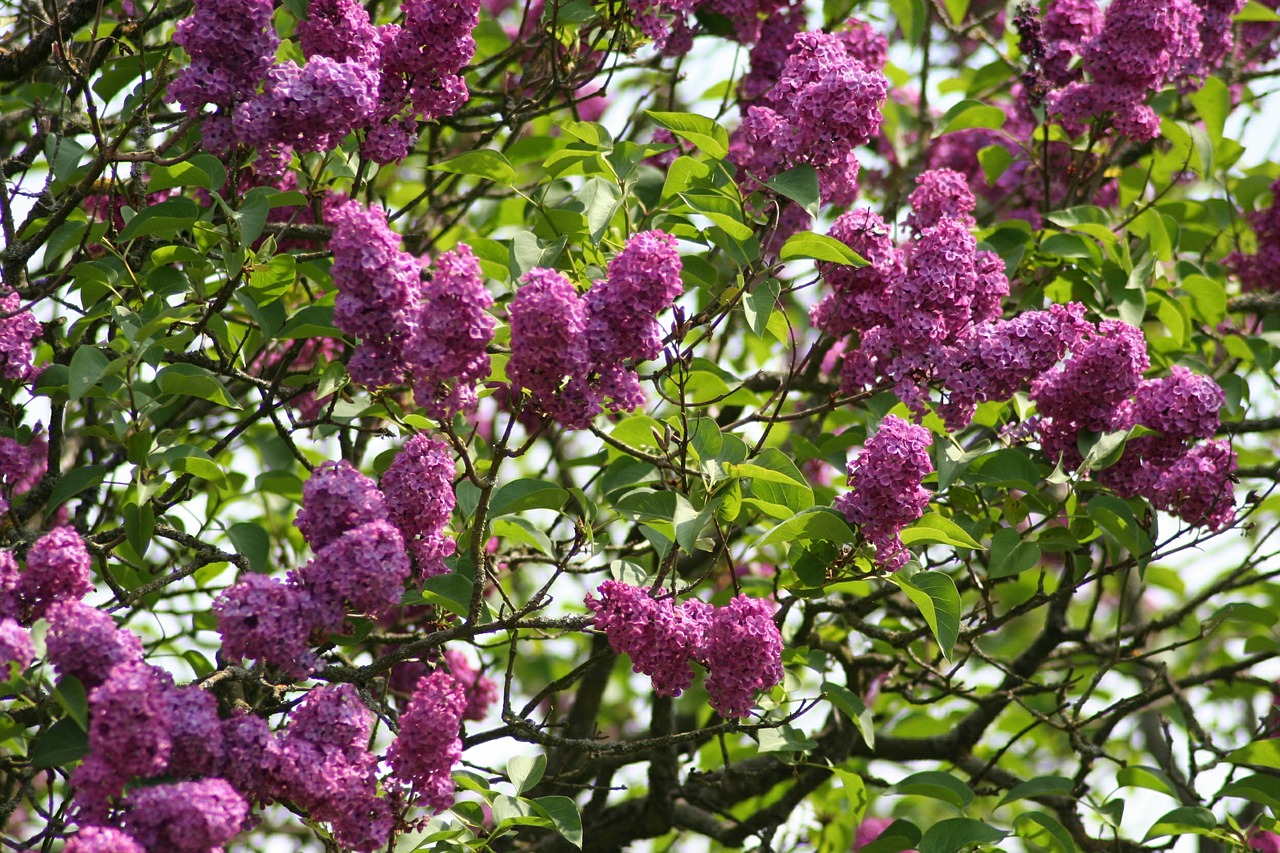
left=939, top=303, right=1091, bottom=430
left=45, top=600, right=144, bottom=688
left=585, top=581, right=710, bottom=696
left=387, top=670, right=466, bottom=814
left=584, top=230, right=684, bottom=413
left=698, top=595, right=783, bottom=718
left=0, top=290, right=42, bottom=382
left=18, top=526, right=92, bottom=619
left=63, top=827, right=146, bottom=853
left=295, top=459, right=388, bottom=551
left=122, top=778, right=249, bottom=852
left=408, top=244, right=496, bottom=419
left=906, top=169, right=977, bottom=232
left=836, top=416, right=934, bottom=571
left=300, top=519, right=412, bottom=629
left=0, top=617, right=34, bottom=672
left=233, top=57, right=377, bottom=154
left=381, top=434, right=457, bottom=577
left=444, top=648, right=500, bottom=721
left=166, top=684, right=226, bottom=778
left=214, top=574, right=321, bottom=679
left=297, top=0, right=380, bottom=64
left=1031, top=319, right=1149, bottom=468
left=72, top=663, right=174, bottom=822
left=507, top=267, right=597, bottom=428
left=327, top=198, right=424, bottom=387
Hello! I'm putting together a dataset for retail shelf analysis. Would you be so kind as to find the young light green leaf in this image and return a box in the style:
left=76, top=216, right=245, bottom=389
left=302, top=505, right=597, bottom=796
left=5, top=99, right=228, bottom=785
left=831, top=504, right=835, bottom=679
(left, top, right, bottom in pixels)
left=645, top=111, right=730, bottom=159
left=535, top=796, right=584, bottom=848
left=822, top=681, right=875, bottom=749
left=778, top=231, right=869, bottom=266
left=891, top=570, right=961, bottom=658
left=919, top=818, right=1008, bottom=853
left=429, top=149, right=517, bottom=185
left=997, top=775, right=1075, bottom=808
left=765, top=165, right=821, bottom=217
left=899, top=513, right=983, bottom=550
left=1143, top=806, right=1217, bottom=840
left=940, top=99, right=1006, bottom=135
left=1014, top=811, right=1075, bottom=853
left=757, top=507, right=858, bottom=548
left=508, top=754, right=547, bottom=795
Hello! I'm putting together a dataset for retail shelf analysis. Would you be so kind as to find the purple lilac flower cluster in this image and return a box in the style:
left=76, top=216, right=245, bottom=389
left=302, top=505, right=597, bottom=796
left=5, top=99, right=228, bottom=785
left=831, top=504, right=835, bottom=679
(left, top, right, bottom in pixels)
left=327, top=198, right=495, bottom=414
left=387, top=670, right=466, bottom=813
left=0, top=527, right=93, bottom=623
left=0, top=432, right=46, bottom=516
left=733, top=30, right=889, bottom=205
left=827, top=172, right=1010, bottom=416
left=1227, top=177, right=1280, bottom=293
left=218, top=445, right=455, bottom=676
left=1102, top=367, right=1237, bottom=529
left=506, top=230, right=683, bottom=427
left=172, top=0, right=478, bottom=166
left=586, top=581, right=783, bottom=717
left=0, top=289, right=42, bottom=382
left=444, top=648, right=501, bottom=721
left=0, top=617, right=34, bottom=672
left=45, top=599, right=144, bottom=687
left=835, top=416, right=934, bottom=571
left=122, top=778, right=249, bottom=852
left=380, top=434, right=458, bottom=576
left=407, top=245, right=496, bottom=419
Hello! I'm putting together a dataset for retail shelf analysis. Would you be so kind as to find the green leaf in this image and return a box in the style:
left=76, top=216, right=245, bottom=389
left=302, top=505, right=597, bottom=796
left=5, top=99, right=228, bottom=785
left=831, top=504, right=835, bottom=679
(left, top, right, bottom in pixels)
left=1143, top=806, right=1217, bottom=840
left=1219, top=774, right=1280, bottom=811
left=124, top=502, right=155, bottom=558
left=744, top=279, right=781, bottom=337
left=1238, top=1, right=1280, bottom=23
left=822, top=681, right=874, bottom=749
left=997, top=775, right=1075, bottom=807
left=1190, top=76, right=1230, bottom=145
left=508, top=754, right=547, bottom=795
left=53, top=676, right=89, bottom=730
left=573, top=177, right=622, bottom=242
left=490, top=478, right=569, bottom=518
left=168, top=452, right=230, bottom=490
left=778, top=231, right=868, bottom=266
left=1086, top=494, right=1151, bottom=558
left=1226, top=739, right=1280, bottom=770
left=1116, top=765, right=1178, bottom=798
left=967, top=448, right=1041, bottom=489
left=69, top=346, right=111, bottom=402
left=757, top=507, right=857, bottom=548
left=118, top=197, right=200, bottom=242
left=147, top=161, right=213, bottom=193
left=899, top=513, right=983, bottom=550
left=888, top=0, right=926, bottom=44
left=645, top=111, right=730, bottom=159
left=1077, top=428, right=1129, bottom=473
left=834, top=767, right=869, bottom=823
left=534, top=796, right=583, bottom=848
left=988, top=526, right=1041, bottom=579
left=47, top=465, right=108, bottom=512
left=891, top=569, right=961, bottom=658
left=889, top=770, right=973, bottom=806
left=1014, top=812, right=1076, bottom=853
left=726, top=448, right=813, bottom=511
left=428, top=149, right=517, bottom=185
left=157, top=364, right=241, bottom=409
left=277, top=304, right=339, bottom=339
left=492, top=517, right=554, bottom=557
left=420, top=572, right=475, bottom=619
left=29, top=718, right=90, bottom=769
left=941, top=0, right=970, bottom=26
left=510, top=232, right=567, bottom=279
left=940, top=99, right=1006, bottom=135
left=678, top=190, right=753, bottom=240
left=978, top=144, right=1013, bottom=187
left=248, top=253, right=296, bottom=305
left=227, top=522, right=271, bottom=573
left=765, top=165, right=821, bottom=217
left=919, top=818, right=1008, bottom=853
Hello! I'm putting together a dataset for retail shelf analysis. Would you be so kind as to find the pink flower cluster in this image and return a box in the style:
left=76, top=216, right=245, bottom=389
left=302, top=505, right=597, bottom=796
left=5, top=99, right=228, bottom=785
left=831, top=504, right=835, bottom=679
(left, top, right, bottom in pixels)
left=586, top=581, right=783, bottom=718
left=0, top=526, right=93, bottom=623
left=507, top=230, right=683, bottom=427
left=1227, top=177, right=1280, bottom=293
left=0, top=431, right=46, bottom=517
left=733, top=30, right=889, bottom=205
left=218, top=446, right=454, bottom=677
left=327, top=198, right=494, bottom=417
left=387, top=670, right=467, bottom=813
left=835, top=416, right=934, bottom=571
left=0, top=289, right=42, bottom=382
left=171, top=0, right=477, bottom=166
left=819, top=171, right=1009, bottom=415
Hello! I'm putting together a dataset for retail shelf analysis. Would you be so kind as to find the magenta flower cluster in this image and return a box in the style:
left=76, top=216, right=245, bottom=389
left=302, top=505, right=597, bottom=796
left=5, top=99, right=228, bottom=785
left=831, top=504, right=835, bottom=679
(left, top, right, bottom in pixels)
left=586, top=581, right=783, bottom=718
left=0, top=289, right=42, bottom=382
left=0, top=432, right=45, bottom=516
left=507, top=230, right=683, bottom=427
left=733, top=30, right=889, bottom=205
left=1227, top=176, right=1280, bottom=293
left=218, top=446, right=454, bottom=677
left=327, top=198, right=494, bottom=417
left=835, top=416, right=934, bottom=571
left=387, top=670, right=467, bottom=813
left=0, top=526, right=93, bottom=623
left=171, top=0, right=478, bottom=165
